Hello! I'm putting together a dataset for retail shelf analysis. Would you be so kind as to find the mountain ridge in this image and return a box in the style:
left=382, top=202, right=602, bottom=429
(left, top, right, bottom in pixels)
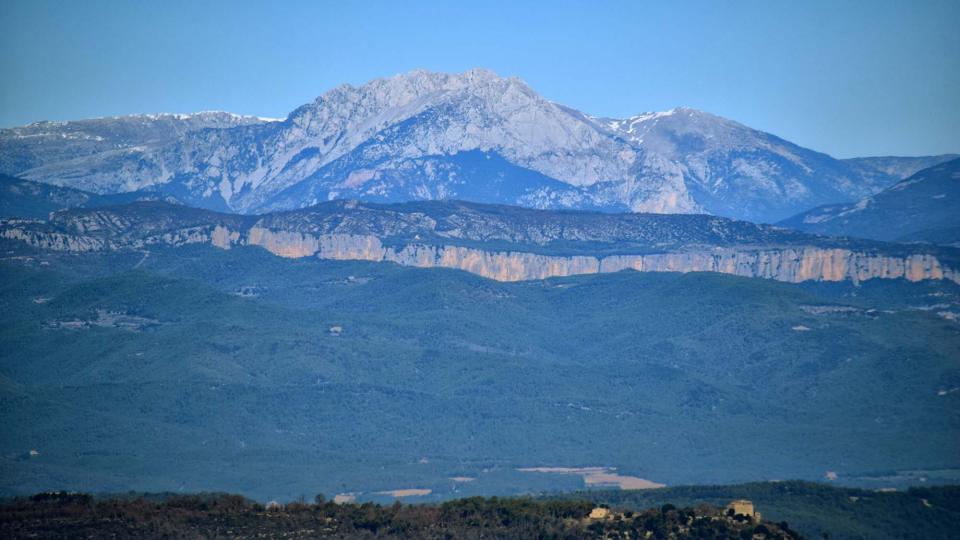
left=0, top=174, right=187, bottom=219
left=4, top=198, right=958, bottom=285
left=3, top=69, right=954, bottom=222
left=779, top=158, right=960, bottom=245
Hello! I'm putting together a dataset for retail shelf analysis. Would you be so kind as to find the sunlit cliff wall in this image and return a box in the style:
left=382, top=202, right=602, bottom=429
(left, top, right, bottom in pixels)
left=5, top=221, right=956, bottom=285
left=239, top=227, right=957, bottom=285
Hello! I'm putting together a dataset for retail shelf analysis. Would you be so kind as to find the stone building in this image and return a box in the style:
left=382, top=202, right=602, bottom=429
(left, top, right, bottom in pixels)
left=588, top=507, right=611, bottom=520
left=726, top=499, right=761, bottom=521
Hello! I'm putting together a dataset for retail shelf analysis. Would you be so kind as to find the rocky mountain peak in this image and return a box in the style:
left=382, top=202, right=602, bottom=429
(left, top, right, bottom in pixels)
left=291, top=68, right=534, bottom=127
left=2, top=69, right=954, bottom=223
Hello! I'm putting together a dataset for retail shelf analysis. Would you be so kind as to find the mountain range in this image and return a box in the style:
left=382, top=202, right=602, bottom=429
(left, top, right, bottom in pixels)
left=2, top=69, right=955, bottom=222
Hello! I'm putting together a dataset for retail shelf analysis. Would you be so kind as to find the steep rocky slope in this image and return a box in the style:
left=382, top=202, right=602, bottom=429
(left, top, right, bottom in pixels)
left=2, top=70, right=949, bottom=221
left=591, top=108, right=911, bottom=221
left=780, top=158, right=960, bottom=245
left=3, top=200, right=957, bottom=285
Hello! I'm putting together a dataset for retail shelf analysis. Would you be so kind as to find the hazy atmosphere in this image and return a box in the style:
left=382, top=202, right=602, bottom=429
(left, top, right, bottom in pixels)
left=2, top=0, right=959, bottom=156
left=1, top=2, right=959, bottom=539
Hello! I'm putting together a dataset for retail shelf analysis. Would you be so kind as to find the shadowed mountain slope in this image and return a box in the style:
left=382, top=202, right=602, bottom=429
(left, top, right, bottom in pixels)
left=780, top=158, right=960, bottom=245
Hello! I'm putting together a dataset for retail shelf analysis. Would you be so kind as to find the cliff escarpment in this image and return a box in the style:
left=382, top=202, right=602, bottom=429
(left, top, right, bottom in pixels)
left=238, top=227, right=957, bottom=284
left=3, top=200, right=958, bottom=285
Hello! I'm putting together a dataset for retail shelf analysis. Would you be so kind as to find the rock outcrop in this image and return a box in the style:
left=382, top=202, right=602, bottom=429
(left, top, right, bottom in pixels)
left=4, top=200, right=959, bottom=285
left=238, top=229, right=956, bottom=284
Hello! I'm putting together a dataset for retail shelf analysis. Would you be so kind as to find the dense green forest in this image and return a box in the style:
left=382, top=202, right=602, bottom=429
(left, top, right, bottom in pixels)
left=2, top=242, right=959, bottom=500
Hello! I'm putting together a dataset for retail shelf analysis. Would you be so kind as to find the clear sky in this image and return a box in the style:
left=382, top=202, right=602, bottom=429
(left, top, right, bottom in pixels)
left=1, top=0, right=957, bottom=157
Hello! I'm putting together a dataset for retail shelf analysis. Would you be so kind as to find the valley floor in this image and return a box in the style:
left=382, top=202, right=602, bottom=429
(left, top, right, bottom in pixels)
left=2, top=242, right=959, bottom=521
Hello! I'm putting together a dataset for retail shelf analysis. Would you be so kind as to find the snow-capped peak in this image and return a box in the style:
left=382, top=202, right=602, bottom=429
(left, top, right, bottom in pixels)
left=2, top=69, right=931, bottom=224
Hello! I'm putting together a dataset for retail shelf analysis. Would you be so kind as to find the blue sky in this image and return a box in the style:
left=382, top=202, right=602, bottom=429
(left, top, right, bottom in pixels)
left=1, top=0, right=957, bottom=157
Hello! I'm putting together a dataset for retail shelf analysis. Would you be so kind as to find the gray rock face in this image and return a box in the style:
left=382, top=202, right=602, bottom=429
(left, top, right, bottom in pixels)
left=2, top=70, right=951, bottom=222
left=4, top=200, right=958, bottom=286
left=592, top=108, right=936, bottom=222
left=238, top=229, right=957, bottom=284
